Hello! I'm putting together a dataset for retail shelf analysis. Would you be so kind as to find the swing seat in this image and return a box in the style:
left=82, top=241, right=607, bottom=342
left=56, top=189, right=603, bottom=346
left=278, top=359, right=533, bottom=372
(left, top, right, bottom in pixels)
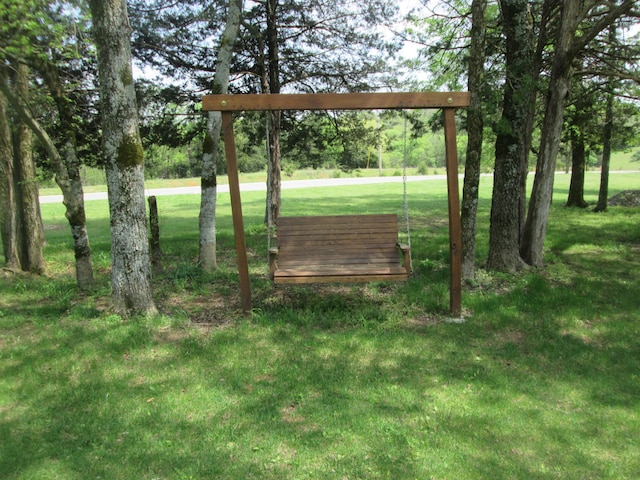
left=269, top=214, right=411, bottom=284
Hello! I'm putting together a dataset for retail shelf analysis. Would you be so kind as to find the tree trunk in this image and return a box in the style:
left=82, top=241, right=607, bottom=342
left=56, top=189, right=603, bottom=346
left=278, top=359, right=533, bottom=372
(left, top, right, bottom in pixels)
left=0, top=88, right=20, bottom=270
left=266, top=110, right=282, bottom=226
left=42, top=61, right=94, bottom=288
left=265, top=0, right=281, bottom=227
left=14, top=63, right=46, bottom=274
left=595, top=23, right=617, bottom=213
left=566, top=122, right=588, bottom=208
left=90, top=0, right=157, bottom=316
left=520, top=0, right=555, bottom=233
left=521, top=0, right=580, bottom=266
left=199, top=0, right=242, bottom=272
left=486, top=0, right=533, bottom=272
left=0, top=62, right=94, bottom=288
left=148, top=196, right=162, bottom=273
left=595, top=87, right=613, bottom=212
left=59, top=138, right=94, bottom=288
left=200, top=115, right=220, bottom=272
left=461, top=0, right=487, bottom=280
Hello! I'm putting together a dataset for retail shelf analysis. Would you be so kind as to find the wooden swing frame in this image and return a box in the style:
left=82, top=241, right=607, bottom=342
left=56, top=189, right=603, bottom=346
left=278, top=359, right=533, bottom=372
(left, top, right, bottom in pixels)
left=202, top=92, right=470, bottom=316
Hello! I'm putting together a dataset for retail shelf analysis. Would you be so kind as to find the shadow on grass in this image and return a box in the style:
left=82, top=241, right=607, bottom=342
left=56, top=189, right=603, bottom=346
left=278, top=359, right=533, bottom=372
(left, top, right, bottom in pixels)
left=2, top=259, right=640, bottom=478
left=6, top=184, right=636, bottom=478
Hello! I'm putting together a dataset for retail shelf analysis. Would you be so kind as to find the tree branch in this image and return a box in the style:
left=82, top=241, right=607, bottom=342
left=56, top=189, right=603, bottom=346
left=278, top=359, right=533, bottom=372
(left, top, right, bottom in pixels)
left=575, top=68, right=640, bottom=84
left=570, top=0, right=635, bottom=56
left=0, top=65, right=63, bottom=167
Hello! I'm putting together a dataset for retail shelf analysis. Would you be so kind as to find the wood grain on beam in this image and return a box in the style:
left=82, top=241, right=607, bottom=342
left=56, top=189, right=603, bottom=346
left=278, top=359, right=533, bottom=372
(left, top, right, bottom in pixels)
left=203, top=92, right=470, bottom=112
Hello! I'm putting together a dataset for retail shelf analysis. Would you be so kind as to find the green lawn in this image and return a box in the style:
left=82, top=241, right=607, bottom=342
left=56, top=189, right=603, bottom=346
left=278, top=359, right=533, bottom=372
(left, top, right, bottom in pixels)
left=38, top=144, right=640, bottom=197
left=2, top=172, right=639, bottom=479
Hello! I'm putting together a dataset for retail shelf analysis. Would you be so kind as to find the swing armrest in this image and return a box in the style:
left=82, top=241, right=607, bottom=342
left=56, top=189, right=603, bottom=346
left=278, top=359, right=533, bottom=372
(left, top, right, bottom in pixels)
left=269, top=247, right=279, bottom=279
left=397, top=243, right=411, bottom=273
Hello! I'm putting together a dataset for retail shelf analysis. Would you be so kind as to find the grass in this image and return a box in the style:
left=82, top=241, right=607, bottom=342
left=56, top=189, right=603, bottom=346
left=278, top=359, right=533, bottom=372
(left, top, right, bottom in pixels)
left=38, top=144, right=640, bottom=197
left=2, top=172, right=640, bottom=479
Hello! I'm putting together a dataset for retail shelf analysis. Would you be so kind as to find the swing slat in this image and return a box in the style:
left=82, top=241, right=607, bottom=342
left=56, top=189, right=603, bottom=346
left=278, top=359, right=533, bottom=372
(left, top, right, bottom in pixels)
left=269, top=214, right=411, bottom=284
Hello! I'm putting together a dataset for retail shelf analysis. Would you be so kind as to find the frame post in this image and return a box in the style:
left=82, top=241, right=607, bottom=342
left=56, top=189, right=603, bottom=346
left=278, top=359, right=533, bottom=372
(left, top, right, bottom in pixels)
left=443, top=108, right=462, bottom=317
left=221, top=112, right=252, bottom=314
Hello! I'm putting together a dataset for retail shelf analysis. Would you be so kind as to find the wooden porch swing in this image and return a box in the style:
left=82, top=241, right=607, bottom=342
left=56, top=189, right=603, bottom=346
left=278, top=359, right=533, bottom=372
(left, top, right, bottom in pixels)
left=269, top=213, right=412, bottom=284
left=201, top=92, right=470, bottom=316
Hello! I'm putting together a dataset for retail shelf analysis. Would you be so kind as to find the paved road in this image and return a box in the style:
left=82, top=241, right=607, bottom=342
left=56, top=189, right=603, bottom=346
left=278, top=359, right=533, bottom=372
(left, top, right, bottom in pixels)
left=38, top=174, right=451, bottom=204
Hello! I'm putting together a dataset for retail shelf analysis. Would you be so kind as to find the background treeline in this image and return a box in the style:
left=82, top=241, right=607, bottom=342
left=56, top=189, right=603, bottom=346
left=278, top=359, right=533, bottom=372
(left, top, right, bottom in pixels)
left=89, top=100, right=640, bottom=183
left=5, top=1, right=639, bottom=187
left=134, top=109, right=462, bottom=180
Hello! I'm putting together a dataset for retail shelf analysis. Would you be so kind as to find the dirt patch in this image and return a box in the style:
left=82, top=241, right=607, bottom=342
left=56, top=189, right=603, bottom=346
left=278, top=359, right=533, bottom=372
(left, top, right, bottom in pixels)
left=43, top=224, right=66, bottom=231
left=161, top=292, right=240, bottom=328
left=154, top=327, right=192, bottom=344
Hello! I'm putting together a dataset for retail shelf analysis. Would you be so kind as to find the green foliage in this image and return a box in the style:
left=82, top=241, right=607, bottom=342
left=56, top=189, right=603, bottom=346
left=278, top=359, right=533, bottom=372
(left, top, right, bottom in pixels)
left=144, top=144, right=202, bottom=180
left=1, top=0, right=101, bottom=176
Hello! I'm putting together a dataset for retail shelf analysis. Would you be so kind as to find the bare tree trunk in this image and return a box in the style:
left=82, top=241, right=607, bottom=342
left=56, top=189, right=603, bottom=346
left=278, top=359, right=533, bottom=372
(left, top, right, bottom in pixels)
left=148, top=195, right=162, bottom=273
left=486, top=0, right=533, bottom=272
left=0, top=88, right=20, bottom=270
left=521, top=0, right=579, bottom=266
left=265, top=0, right=281, bottom=227
left=461, top=0, right=487, bottom=280
left=595, top=87, right=613, bottom=212
left=566, top=121, right=588, bottom=208
left=90, top=0, right=157, bottom=316
left=14, top=63, right=46, bottom=274
left=200, top=115, right=220, bottom=271
left=519, top=0, right=555, bottom=234
left=59, top=139, right=94, bottom=288
left=266, top=111, right=281, bottom=226
left=199, top=0, right=243, bottom=272
left=41, top=61, right=94, bottom=288
left=595, top=23, right=617, bottom=213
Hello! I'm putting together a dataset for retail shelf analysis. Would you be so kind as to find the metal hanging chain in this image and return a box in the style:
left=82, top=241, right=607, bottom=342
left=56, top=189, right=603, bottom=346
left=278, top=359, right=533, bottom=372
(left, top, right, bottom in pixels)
left=402, top=113, right=413, bottom=271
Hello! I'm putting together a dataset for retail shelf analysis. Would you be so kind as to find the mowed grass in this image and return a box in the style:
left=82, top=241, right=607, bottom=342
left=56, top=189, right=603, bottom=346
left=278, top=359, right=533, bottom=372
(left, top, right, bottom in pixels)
left=1, top=172, right=639, bottom=479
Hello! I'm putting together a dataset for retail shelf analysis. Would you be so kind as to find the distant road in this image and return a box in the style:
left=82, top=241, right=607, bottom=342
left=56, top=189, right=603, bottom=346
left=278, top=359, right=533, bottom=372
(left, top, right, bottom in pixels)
left=38, top=174, right=451, bottom=204
left=38, top=171, right=638, bottom=205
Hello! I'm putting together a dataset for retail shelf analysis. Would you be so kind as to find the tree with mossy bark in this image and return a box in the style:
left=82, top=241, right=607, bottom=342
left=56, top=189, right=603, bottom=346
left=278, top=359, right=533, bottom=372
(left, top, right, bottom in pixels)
left=461, top=0, right=487, bottom=280
left=89, top=0, right=157, bottom=316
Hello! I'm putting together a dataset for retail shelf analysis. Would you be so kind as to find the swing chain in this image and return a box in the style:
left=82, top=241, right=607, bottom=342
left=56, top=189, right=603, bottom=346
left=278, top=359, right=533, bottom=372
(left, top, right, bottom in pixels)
left=402, top=113, right=413, bottom=271
left=266, top=113, right=275, bottom=256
